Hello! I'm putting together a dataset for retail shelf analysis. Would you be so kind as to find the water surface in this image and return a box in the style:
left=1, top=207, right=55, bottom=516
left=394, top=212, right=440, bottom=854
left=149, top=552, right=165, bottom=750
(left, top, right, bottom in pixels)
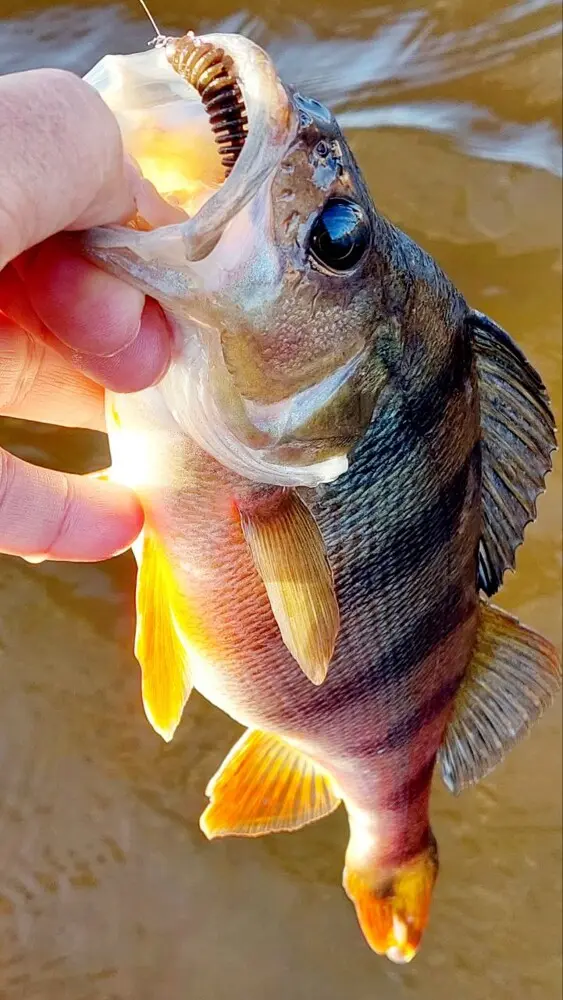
left=0, top=1, right=561, bottom=997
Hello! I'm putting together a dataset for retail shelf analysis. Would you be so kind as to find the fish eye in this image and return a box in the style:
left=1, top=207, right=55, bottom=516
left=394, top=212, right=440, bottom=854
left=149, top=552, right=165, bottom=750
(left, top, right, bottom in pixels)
left=308, top=199, right=371, bottom=274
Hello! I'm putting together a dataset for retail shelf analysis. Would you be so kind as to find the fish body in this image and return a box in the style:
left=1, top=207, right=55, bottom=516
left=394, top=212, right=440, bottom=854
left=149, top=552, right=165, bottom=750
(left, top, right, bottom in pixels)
left=85, top=33, right=561, bottom=963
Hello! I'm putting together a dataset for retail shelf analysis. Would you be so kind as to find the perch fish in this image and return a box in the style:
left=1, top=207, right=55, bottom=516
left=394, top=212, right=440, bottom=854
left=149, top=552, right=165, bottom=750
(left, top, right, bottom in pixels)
left=82, top=31, right=561, bottom=962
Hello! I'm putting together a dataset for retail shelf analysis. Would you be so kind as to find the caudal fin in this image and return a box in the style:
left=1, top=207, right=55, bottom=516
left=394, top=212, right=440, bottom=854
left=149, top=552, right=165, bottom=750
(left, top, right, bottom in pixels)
left=343, top=840, right=438, bottom=963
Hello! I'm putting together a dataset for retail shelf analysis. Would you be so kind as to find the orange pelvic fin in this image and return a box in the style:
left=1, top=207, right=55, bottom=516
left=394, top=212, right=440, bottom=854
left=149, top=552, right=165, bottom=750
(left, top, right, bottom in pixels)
left=343, top=842, right=438, bottom=964
left=200, top=728, right=341, bottom=839
left=134, top=531, right=193, bottom=742
left=240, top=490, right=340, bottom=685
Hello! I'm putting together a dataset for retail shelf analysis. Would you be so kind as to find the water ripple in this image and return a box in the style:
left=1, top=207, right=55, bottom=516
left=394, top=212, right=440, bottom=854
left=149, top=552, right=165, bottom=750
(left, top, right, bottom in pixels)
left=1, top=1, right=560, bottom=182
left=340, top=102, right=563, bottom=177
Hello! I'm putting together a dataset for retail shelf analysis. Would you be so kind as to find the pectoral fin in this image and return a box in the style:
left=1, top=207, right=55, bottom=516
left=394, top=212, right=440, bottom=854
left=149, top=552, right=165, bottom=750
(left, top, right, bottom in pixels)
left=439, top=601, right=561, bottom=794
left=135, top=532, right=193, bottom=742
left=200, top=728, right=341, bottom=838
left=470, top=311, right=556, bottom=596
left=240, top=490, right=340, bottom=685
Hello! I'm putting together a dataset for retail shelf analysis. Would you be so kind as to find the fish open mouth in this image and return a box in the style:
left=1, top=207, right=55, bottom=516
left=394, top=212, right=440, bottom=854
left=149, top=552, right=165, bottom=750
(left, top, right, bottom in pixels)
left=84, top=32, right=296, bottom=260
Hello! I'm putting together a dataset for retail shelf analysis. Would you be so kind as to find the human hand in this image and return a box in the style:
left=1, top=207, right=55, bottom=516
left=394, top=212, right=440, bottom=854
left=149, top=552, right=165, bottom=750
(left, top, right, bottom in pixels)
left=0, top=68, right=171, bottom=562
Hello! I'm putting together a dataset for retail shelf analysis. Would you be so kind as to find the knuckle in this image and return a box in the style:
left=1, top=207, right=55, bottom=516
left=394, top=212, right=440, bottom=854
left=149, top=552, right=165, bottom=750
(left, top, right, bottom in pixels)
left=0, top=326, right=45, bottom=415
left=42, top=476, right=74, bottom=559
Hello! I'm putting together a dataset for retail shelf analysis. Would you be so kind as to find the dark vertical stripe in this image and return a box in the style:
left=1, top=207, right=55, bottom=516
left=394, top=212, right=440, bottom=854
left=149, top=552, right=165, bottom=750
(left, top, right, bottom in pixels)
left=362, top=443, right=479, bottom=591
left=314, top=577, right=472, bottom=722
left=378, top=755, right=436, bottom=812
left=402, top=326, right=474, bottom=437
left=344, top=673, right=463, bottom=757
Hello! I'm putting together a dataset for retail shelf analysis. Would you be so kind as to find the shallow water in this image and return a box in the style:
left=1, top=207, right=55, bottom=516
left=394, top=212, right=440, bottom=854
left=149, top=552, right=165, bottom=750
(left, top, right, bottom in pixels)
left=0, top=1, right=561, bottom=997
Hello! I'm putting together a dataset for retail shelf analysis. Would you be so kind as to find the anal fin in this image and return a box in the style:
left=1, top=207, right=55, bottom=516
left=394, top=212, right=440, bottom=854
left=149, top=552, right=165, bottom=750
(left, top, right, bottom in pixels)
left=200, top=729, right=341, bottom=838
left=135, top=532, right=193, bottom=742
left=439, top=600, right=561, bottom=794
left=240, top=490, right=340, bottom=685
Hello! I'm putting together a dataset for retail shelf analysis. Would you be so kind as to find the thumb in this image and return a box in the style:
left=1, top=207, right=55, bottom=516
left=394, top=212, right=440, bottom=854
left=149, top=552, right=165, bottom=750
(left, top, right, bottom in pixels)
left=0, top=68, right=139, bottom=270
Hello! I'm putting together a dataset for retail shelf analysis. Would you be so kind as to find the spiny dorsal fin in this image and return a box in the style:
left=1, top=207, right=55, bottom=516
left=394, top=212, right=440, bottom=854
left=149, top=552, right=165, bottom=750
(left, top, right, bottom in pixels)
left=470, top=310, right=556, bottom=596
left=438, top=600, right=561, bottom=794
left=135, top=531, right=193, bottom=742
left=200, top=728, right=341, bottom=838
left=239, top=490, right=340, bottom=685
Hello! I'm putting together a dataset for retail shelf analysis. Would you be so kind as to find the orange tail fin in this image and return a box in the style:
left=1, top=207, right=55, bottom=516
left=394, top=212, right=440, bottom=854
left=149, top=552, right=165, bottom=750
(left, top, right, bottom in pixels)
left=343, top=840, right=438, bottom=963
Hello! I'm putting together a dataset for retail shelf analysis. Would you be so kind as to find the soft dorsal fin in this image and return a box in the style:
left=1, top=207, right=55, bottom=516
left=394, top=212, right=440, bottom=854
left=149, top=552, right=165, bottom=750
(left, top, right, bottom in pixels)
left=200, top=728, right=341, bottom=838
left=135, top=531, right=193, bottom=742
left=438, top=600, right=561, bottom=794
left=470, top=310, right=556, bottom=596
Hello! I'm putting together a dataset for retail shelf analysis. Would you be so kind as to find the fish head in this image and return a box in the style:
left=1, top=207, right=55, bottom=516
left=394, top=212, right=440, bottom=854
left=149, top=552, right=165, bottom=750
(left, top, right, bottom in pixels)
left=84, top=34, right=391, bottom=486
left=204, top=88, right=387, bottom=466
